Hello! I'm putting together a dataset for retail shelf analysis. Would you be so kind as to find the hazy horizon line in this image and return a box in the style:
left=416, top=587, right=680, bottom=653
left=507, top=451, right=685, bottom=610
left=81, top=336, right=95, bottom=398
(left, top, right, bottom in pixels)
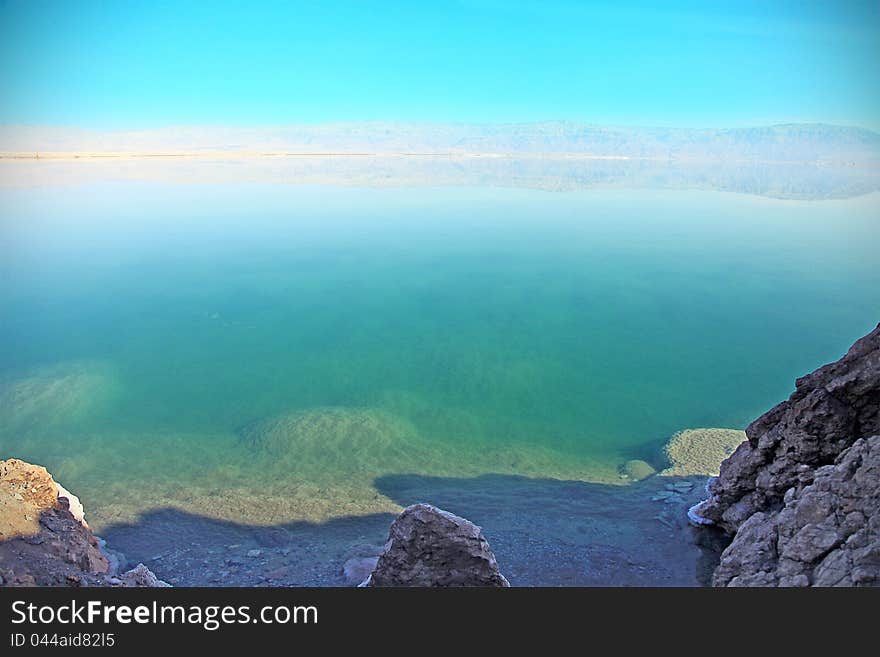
left=2, top=119, right=879, bottom=134
left=4, top=121, right=879, bottom=174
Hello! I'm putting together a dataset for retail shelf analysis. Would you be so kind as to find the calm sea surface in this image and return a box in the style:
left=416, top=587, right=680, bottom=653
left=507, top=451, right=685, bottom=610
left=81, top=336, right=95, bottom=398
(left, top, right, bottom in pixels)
left=1, top=168, right=878, bottom=582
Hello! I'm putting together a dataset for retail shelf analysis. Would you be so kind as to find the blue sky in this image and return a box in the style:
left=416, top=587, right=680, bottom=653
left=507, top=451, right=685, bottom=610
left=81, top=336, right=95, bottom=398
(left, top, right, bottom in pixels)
left=1, top=0, right=878, bottom=129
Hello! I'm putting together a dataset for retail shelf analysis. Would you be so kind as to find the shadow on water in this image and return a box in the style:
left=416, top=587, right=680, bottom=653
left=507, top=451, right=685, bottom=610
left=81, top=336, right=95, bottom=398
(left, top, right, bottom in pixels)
left=374, top=473, right=728, bottom=586
left=98, top=509, right=397, bottom=587
left=81, top=473, right=729, bottom=587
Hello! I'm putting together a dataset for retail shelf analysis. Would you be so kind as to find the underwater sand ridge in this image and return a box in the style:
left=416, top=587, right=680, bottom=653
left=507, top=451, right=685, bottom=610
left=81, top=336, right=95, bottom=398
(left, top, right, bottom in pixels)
left=0, top=361, right=746, bottom=536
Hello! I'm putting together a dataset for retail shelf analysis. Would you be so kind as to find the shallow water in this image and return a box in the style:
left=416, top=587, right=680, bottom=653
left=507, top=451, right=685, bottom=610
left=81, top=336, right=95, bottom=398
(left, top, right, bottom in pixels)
left=1, top=165, right=879, bottom=582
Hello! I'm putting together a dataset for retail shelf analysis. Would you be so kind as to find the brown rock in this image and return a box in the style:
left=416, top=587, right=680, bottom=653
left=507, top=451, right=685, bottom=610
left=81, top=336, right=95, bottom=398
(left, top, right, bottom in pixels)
left=713, top=435, right=879, bottom=586
left=696, top=324, right=879, bottom=534
left=365, top=503, right=509, bottom=587
left=692, top=323, right=880, bottom=587
left=0, top=458, right=109, bottom=585
left=0, top=457, right=168, bottom=587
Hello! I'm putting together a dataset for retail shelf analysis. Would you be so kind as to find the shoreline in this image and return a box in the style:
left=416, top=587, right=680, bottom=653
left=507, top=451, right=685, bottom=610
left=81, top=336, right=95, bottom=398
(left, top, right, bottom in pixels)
left=1, top=454, right=722, bottom=587
left=2, top=425, right=743, bottom=587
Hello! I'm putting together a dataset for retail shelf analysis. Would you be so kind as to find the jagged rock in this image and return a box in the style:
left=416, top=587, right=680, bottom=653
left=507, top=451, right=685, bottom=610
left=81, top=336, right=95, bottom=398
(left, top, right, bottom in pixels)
left=695, top=324, right=879, bottom=534
left=364, top=503, right=510, bottom=587
left=0, top=457, right=167, bottom=587
left=713, top=436, right=879, bottom=586
left=622, top=460, right=656, bottom=481
left=55, top=482, right=87, bottom=527
left=114, top=563, right=171, bottom=587
left=0, top=458, right=109, bottom=585
left=691, top=324, right=880, bottom=587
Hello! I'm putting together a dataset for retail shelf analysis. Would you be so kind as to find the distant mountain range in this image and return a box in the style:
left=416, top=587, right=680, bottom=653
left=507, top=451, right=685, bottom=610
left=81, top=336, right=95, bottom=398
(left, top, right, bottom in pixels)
left=2, top=122, right=880, bottom=164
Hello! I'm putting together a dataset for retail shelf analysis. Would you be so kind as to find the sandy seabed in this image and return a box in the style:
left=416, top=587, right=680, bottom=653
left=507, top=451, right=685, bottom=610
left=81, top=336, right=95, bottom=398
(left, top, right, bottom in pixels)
left=0, top=360, right=734, bottom=585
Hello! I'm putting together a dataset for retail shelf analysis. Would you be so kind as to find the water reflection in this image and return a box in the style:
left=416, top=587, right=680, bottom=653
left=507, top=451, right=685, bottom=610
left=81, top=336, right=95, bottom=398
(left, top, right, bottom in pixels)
left=2, top=155, right=878, bottom=200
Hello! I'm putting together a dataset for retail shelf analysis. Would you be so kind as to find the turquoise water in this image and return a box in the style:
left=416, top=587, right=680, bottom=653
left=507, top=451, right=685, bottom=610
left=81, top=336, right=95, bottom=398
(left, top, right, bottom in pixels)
left=1, top=178, right=878, bottom=528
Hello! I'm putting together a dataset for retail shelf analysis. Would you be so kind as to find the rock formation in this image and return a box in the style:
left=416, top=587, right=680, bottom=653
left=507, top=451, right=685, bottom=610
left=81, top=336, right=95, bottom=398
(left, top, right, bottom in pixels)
left=712, top=436, right=879, bottom=586
left=109, top=563, right=171, bottom=587
left=691, top=323, right=879, bottom=586
left=0, top=458, right=167, bottom=587
left=363, top=503, right=510, bottom=587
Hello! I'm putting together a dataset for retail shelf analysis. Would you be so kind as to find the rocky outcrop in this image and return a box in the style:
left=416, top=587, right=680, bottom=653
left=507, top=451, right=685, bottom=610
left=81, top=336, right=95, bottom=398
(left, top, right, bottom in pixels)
left=363, top=503, right=510, bottom=587
left=691, top=323, right=880, bottom=586
left=0, top=458, right=167, bottom=587
left=713, top=436, right=879, bottom=586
